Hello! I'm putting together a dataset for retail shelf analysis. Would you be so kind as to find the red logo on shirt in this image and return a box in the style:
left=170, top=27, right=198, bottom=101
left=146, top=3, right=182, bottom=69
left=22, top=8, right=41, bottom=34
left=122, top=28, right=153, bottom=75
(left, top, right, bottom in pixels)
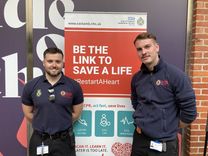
left=156, top=80, right=169, bottom=87
left=60, top=91, right=72, bottom=98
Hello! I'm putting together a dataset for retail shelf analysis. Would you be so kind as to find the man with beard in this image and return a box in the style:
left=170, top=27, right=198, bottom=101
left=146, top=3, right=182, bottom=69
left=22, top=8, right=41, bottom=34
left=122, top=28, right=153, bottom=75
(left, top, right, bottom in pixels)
left=130, top=32, right=197, bottom=156
left=21, top=47, right=83, bottom=156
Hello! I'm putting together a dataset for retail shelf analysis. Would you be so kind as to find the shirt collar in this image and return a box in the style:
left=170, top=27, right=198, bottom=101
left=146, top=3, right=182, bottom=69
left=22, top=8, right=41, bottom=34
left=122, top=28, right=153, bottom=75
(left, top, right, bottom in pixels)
left=140, top=57, right=164, bottom=73
left=42, top=72, right=65, bottom=85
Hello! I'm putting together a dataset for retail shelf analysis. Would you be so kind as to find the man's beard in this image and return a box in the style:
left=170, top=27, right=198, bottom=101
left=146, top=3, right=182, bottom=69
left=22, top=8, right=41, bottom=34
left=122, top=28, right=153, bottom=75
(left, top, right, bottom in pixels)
left=45, top=69, right=62, bottom=77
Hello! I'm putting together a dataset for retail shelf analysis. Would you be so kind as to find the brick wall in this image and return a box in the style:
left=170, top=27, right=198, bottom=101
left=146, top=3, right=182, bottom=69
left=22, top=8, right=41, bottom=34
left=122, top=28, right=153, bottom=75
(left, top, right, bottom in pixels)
left=185, top=0, right=208, bottom=155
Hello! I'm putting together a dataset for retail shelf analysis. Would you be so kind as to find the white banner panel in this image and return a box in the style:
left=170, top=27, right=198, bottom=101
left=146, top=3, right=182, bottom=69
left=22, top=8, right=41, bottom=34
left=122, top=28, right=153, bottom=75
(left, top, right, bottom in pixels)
left=65, top=12, right=147, bottom=29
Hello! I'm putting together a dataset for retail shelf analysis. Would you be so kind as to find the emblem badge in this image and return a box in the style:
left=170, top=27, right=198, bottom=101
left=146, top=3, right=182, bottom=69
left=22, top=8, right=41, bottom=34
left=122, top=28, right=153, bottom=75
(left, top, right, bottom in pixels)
left=61, top=91, right=66, bottom=96
left=156, top=80, right=161, bottom=86
left=36, top=89, right=42, bottom=97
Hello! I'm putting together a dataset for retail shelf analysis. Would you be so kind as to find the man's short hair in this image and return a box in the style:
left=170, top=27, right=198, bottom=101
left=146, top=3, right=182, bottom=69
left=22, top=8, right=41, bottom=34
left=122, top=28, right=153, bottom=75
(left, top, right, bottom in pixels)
left=43, top=47, right=63, bottom=58
left=134, top=32, right=157, bottom=44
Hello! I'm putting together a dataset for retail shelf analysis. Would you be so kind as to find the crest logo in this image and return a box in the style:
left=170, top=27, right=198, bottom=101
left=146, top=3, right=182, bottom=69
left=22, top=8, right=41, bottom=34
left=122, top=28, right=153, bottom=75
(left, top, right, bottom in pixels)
left=36, top=89, right=42, bottom=97
left=137, top=17, right=145, bottom=26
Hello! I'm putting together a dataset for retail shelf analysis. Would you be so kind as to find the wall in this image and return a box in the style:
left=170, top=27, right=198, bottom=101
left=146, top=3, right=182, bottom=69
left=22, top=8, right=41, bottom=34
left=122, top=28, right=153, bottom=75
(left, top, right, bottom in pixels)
left=185, top=0, right=208, bottom=155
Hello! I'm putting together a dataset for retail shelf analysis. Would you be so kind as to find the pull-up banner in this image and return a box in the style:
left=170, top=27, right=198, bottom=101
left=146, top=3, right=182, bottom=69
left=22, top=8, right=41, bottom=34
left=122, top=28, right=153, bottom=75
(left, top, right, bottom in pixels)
left=65, top=12, right=147, bottom=156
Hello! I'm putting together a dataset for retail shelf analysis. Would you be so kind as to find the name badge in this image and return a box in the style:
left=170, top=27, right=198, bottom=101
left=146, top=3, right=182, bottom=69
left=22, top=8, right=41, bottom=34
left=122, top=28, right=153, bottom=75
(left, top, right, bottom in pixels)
left=36, top=143, right=49, bottom=155
left=150, top=140, right=163, bottom=152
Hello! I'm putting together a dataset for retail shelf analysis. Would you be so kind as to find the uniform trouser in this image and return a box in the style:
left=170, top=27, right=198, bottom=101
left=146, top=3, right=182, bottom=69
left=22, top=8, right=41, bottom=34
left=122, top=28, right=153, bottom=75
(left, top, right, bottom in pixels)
left=131, top=129, right=178, bottom=156
left=29, top=130, right=76, bottom=156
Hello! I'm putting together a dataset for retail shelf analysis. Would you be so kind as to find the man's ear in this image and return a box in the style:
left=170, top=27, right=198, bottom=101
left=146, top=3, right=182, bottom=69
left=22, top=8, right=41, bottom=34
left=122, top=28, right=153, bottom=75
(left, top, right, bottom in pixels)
left=63, top=62, right=65, bottom=68
left=156, top=43, right=160, bottom=53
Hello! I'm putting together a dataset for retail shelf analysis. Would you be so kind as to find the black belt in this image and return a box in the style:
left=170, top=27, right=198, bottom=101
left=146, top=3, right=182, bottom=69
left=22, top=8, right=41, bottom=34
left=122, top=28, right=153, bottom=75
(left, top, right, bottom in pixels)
left=34, top=129, right=70, bottom=140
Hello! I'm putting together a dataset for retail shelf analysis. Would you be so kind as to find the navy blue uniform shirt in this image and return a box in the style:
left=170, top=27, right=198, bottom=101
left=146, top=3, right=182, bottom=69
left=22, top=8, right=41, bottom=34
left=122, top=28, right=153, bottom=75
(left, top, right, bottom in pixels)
left=21, top=73, right=83, bottom=134
left=131, top=58, right=197, bottom=141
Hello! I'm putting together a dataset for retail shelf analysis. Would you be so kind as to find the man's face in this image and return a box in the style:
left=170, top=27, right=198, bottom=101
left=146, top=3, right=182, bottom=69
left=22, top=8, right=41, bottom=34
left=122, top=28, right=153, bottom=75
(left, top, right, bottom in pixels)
left=43, top=53, right=64, bottom=77
left=134, top=38, right=159, bottom=66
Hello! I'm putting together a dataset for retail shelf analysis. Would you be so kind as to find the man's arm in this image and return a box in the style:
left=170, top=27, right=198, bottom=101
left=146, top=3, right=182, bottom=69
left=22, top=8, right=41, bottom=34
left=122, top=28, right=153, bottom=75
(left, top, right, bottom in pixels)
left=72, top=103, right=83, bottom=122
left=22, top=104, right=34, bottom=123
left=172, top=70, right=197, bottom=128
